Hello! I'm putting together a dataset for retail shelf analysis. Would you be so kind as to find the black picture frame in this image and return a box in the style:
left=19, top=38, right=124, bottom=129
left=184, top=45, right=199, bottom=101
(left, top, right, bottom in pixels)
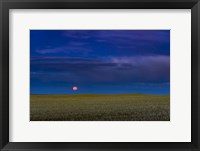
left=0, top=0, right=199, bottom=150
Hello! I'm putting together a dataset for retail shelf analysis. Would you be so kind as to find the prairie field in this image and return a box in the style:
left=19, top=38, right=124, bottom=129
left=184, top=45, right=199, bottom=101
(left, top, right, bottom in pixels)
left=30, top=94, right=170, bottom=121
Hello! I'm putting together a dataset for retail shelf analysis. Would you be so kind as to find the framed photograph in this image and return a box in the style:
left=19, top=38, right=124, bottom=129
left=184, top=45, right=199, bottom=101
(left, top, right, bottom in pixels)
left=0, top=0, right=200, bottom=150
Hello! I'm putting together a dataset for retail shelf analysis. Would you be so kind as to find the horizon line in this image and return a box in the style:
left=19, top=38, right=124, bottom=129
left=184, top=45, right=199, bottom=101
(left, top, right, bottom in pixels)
left=30, top=93, right=170, bottom=96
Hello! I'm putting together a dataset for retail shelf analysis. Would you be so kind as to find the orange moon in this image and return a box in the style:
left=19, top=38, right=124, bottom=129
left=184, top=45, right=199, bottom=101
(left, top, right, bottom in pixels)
left=73, top=86, right=78, bottom=91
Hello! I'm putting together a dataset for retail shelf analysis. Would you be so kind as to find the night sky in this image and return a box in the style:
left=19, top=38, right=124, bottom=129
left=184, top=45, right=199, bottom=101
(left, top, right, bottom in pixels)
left=30, top=30, right=170, bottom=94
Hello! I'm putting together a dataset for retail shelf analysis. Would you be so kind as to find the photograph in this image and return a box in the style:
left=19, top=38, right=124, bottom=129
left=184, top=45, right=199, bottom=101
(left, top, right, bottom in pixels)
left=30, top=30, right=170, bottom=121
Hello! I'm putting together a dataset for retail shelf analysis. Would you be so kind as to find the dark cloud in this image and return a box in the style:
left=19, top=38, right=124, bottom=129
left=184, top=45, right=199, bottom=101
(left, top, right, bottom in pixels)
left=34, top=30, right=170, bottom=56
left=31, top=56, right=169, bottom=84
left=62, top=30, right=170, bottom=56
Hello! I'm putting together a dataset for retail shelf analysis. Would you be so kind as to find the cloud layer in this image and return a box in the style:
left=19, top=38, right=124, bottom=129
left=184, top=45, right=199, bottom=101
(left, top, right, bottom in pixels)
left=31, top=55, right=169, bottom=84
left=32, top=30, right=170, bottom=57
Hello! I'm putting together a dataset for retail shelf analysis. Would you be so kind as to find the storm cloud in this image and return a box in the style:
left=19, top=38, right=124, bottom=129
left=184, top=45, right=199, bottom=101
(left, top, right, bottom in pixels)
left=31, top=55, right=169, bottom=84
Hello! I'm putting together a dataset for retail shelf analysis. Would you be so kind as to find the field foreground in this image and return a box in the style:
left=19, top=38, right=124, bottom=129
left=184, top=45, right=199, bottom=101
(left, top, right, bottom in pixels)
left=30, top=94, right=170, bottom=121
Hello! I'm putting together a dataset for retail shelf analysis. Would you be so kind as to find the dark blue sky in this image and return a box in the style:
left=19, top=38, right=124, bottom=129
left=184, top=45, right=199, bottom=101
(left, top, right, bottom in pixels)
left=30, top=30, right=170, bottom=94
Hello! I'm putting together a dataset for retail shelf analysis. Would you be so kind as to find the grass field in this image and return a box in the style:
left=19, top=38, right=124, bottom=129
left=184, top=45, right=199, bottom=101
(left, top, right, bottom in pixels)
left=30, top=94, right=170, bottom=121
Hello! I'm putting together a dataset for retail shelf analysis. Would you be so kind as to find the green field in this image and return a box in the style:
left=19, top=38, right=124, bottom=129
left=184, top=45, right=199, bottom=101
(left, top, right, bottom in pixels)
left=30, top=94, right=170, bottom=121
